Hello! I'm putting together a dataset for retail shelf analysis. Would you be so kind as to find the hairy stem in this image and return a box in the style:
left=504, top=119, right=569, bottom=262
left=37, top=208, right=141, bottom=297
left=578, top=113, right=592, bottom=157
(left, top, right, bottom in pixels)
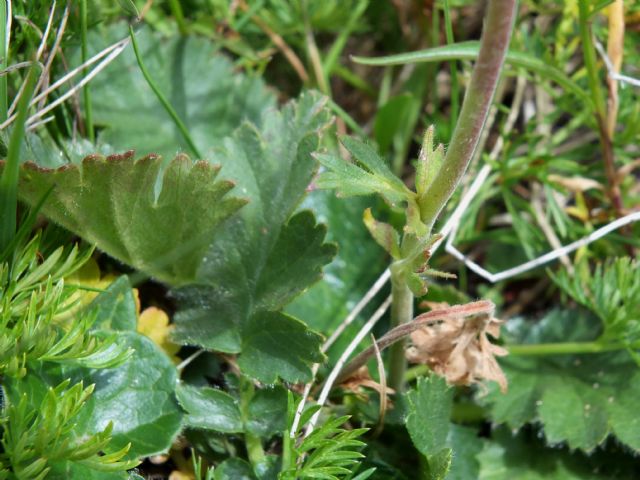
left=387, top=272, right=413, bottom=393
left=420, top=0, right=517, bottom=229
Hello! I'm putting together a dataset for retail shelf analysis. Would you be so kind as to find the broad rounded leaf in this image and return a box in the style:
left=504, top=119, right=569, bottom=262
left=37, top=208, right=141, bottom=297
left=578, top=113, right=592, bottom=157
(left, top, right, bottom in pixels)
left=176, top=383, right=243, bottom=433
left=7, top=152, right=246, bottom=285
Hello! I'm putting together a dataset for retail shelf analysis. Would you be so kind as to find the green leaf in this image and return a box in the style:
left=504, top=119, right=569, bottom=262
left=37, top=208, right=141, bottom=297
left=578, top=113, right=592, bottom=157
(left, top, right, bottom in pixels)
left=172, top=92, right=334, bottom=383
left=239, top=311, right=324, bottom=383
left=175, top=383, right=243, bottom=433
left=285, top=191, right=387, bottom=343
left=446, top=425, right=482, bottom=480
left=85, top=25, right=275, bottom=161
left=477, top=427, right=634, bottom=479
left=424, top=449, right=452, bottom=480
left=352, top=41, right=587, bottom=102
left=70, top=332, right=183, bottom=456
left=362, top=208, right=400, bottom=258
left=482, top=310, right=640, bottom=452
left=214, top=458, right=257, bottom=480
left=7, top=153, right=246, bottom=285
left=89, top=277, right=137, bottom=331
left=374, top=94, right=421, bottom=154
left=246, top=385, right=288, bottom=438
left=553, top=257, right=640, bottom=343
left=405, top=375, right=453, bottom=456
left=316, top=137, right=412, bottom=206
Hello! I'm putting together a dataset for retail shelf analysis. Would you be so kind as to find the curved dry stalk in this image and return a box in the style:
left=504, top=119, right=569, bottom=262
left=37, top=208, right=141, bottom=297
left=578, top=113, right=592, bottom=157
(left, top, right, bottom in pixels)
left=337, top=300, right=494, bottom=384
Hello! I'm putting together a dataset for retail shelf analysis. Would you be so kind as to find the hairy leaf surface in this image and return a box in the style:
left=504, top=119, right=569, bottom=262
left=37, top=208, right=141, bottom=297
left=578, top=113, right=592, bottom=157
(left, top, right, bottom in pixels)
left=172, top=93, right=335, bottom=383
left=482, top=310, right=640, bottom=452
left=4, top=153, right=246, bottom=285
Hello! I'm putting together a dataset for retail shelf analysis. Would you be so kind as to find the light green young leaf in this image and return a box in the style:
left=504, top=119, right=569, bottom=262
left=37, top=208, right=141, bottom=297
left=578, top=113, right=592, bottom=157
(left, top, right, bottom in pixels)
left=176, top=384, right=243, bottom=433
left=6, top=153, right=246, bottom=285
left=172, top=93, right=335, bottom=384
left=405, top=375, right=454, bottom=456
left=425, top=448, right=453, bottom=480
left=362, top=208, right=400, bottom=258
left=481, top=309, right=640, bottom=452
left=85, top=25, right=275, bottom=161
left=316, top=137, right=413, bottom=206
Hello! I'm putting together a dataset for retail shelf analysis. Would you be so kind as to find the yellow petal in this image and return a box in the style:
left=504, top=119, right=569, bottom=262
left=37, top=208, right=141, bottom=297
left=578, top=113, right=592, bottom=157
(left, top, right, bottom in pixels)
left=138, top=307, right=181, bottom=363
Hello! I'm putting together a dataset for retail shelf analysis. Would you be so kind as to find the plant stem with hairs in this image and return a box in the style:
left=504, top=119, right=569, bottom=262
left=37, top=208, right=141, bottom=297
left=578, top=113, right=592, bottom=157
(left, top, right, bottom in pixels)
left=386, top=0, right=517, bottom=393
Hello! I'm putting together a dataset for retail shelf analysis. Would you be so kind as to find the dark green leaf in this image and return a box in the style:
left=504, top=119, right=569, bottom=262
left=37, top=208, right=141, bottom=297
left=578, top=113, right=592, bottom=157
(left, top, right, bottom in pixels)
left=246, top=386, right=288, bottom=438
left=175, top=383, right=243, bottom=433
left=482, top=310, right=640, bottom=452
left=214, top=458, right=257, bottom=480
left=405, top=375, right=453, bottom=456
left=71, top=332, right=183, bottom=456
left=89, top=277, right=137, bottom=331
left=172, top=93, right=334, bottom=383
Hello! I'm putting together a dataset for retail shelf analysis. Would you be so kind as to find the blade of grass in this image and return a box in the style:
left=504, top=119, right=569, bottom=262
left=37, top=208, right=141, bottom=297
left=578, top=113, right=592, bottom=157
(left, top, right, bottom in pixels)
left=0, top=65, right=38, bottom=253
left=323, top=0, right=368, bottom=76
left=0, top=0, right=8, bottom=122
left=80, top=0, right=94, bottom=141
left=128, top=26, right=202, bottom=159
left=352, top=41, right=588, bottom=102
left=168, top=0, right=187, bottom=35
left=442, top=0, right=459, bottom=128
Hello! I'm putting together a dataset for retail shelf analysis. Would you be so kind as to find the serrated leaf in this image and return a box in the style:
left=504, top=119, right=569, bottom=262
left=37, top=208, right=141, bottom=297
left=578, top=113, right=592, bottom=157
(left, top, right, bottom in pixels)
left=6, top=153, right=246, bottom=285
left=316, top=137, right=412, bottom=206
left=405, top=375, right=453, bottom=456
left=172, top=92, right=334, bottom=383
left=425, top=448, right=452, bottom=480
left=239, top=311, right=325, bottom=383
left=175, top=384, right=243, bottom=433
left=482, top=309, right=640, bottom=452
left=285, top=191, right=387, bottom=350
left=477, top=427, right=632, bottom=480
left=85, top=25, right=275, bottom=161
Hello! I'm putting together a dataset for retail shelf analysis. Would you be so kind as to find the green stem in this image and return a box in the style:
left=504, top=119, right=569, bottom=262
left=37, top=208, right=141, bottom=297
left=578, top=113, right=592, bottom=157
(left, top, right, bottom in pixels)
left=168, top=0, right=188, bottom=35
left=507, top=340, right=636, bottom=356
left=80, top=0, right=94, bottom=142
left=442, top=0, right=459, bottom=128
left=405, top=339, right=639, bottom=381
left=387, top=270, right=414, bottom=394
left=577, top=0, right=623, bottom=217
left=0, top=66, right=38, bottom=253
left=239, top=377, right=265, bottom=467
left=419, top=0, right=517, bottom=229
left=0, top=0, right=8, bottom=122
left=128, top=26, right=202, bottom=159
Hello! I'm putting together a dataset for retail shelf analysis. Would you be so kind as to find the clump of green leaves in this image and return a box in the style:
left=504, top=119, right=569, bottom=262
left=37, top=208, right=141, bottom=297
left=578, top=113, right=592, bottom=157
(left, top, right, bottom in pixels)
left=281, top=393, right=373, bottom=480
left=554, top=257, right=640, bottom=347
left=316, top=128, right=448, bottom=297
left=0, top=234, right=137, bottom=478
